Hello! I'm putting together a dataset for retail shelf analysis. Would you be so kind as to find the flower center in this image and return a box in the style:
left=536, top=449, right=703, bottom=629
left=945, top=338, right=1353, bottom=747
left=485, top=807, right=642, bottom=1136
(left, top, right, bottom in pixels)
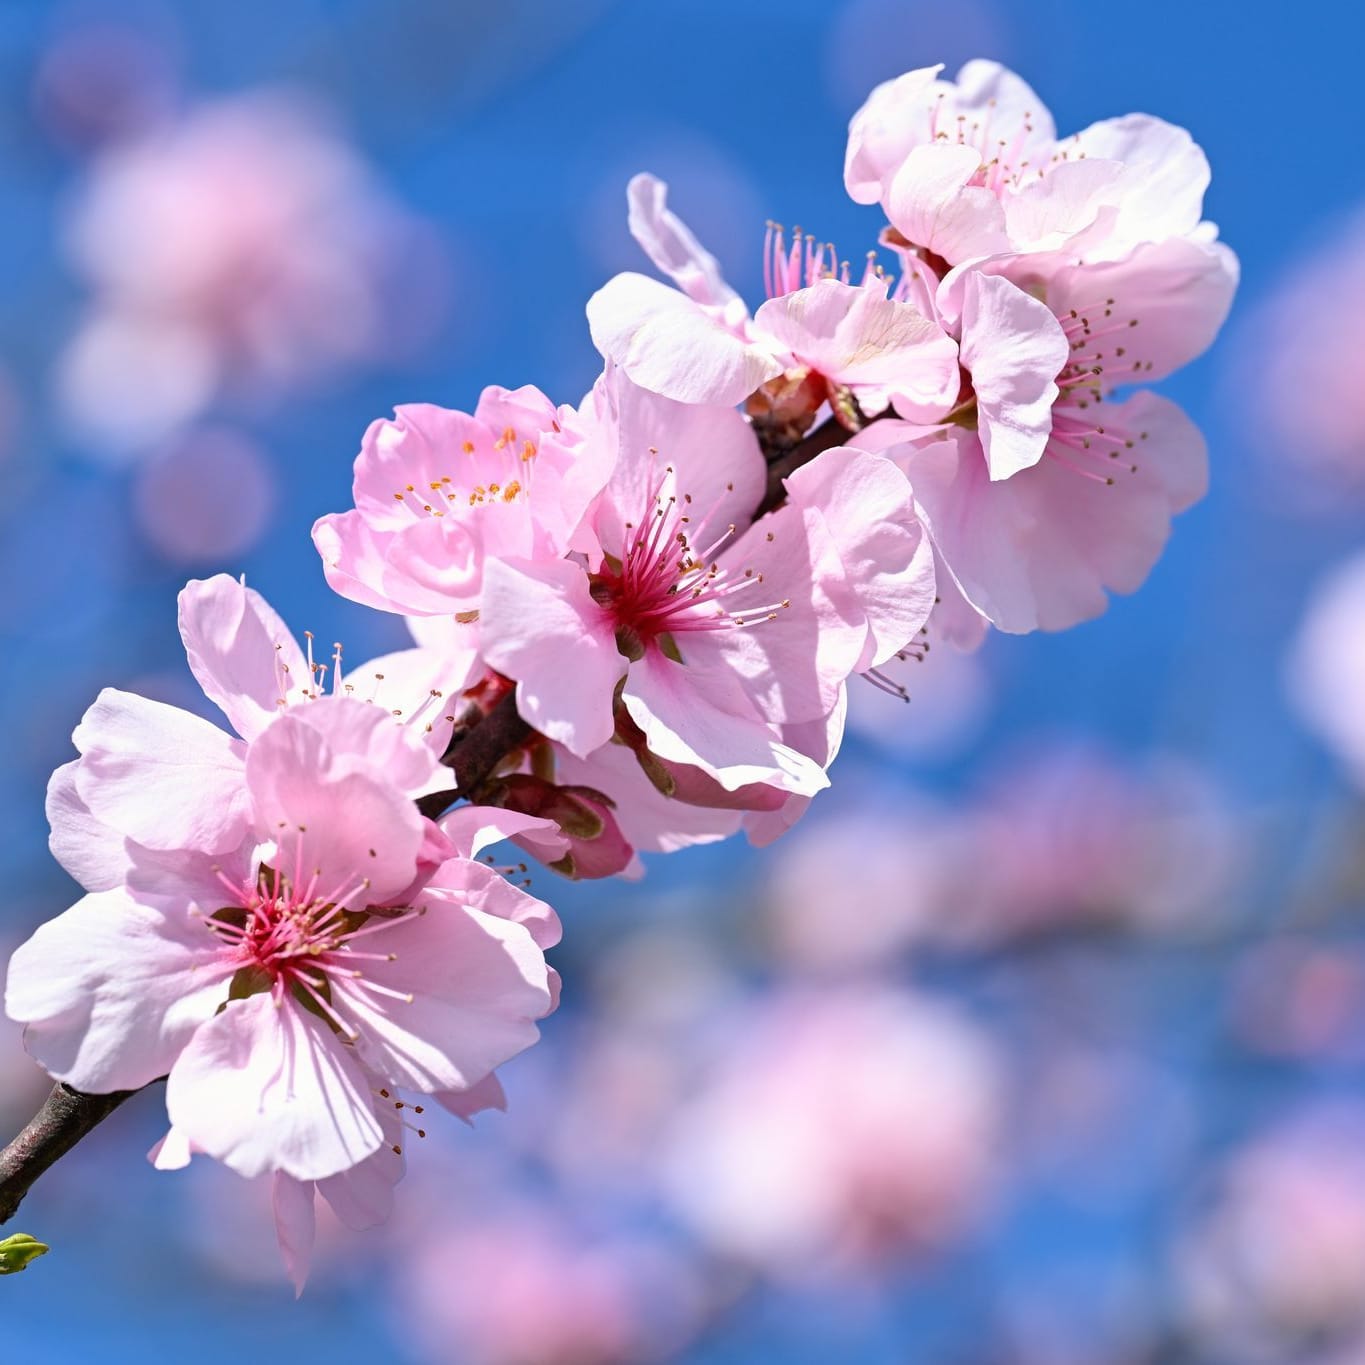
left=389, top=424, right=540, bottom=519
left=764, top=223, right=850, bottom=298
left=204, top=862, right=414, bottom=1039
left=589, top=467, right=788, bottom=662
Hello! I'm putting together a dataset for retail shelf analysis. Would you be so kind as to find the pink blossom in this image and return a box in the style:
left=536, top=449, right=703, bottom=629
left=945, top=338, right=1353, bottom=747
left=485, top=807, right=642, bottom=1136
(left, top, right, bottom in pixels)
left=5, top=583, right=560, bottom=1285
left=1289, top=551, right=1365, bottom=786
left=586, top=173, right=959, bottom=418
left=312, top=385, right=614, bottom=681
left=845, top=59, right=1220, bottom=268
left=6, top=697, right=558, bottom=1175
left=478, top=369, right=933, bottom=795
left=132, top=426, right=276, bottom=565
left=760, top=745, right=1237, bottom=968
left=661, top=987, right=1001, bottom=1276
left=857, top=228, right=1235, bottom=633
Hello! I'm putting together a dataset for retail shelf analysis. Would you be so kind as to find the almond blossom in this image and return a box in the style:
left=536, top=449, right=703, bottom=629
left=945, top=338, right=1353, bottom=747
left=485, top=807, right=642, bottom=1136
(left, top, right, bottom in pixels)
left=4, top=578, right=562, bottom=1286
left=845, top=59, right=1221, bottom=268
left=855, top=229, right=1236, bottom=634
left=477, top=368, right=934, bottom=797
left=586, top=172, right=959, bottom=423
left=312, top=384, right=614, bottom=687
left=661, top=987, right=1002, bottom=1276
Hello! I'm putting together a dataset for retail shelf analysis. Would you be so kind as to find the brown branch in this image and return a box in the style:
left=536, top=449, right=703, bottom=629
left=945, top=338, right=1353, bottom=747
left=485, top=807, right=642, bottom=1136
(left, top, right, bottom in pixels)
left=0, top=1083, right=137, bottom=1224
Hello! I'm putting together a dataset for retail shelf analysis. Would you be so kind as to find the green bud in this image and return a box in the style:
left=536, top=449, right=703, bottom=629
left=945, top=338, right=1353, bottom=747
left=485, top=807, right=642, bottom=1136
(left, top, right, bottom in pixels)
left=0, top=1234, right=50, bottom=1274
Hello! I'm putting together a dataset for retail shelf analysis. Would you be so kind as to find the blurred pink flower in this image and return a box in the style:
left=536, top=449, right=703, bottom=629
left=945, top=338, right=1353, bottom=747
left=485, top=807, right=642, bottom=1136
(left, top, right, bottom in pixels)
left=58, top=89, right=447, bottom=454
left=1290, top=551, right=1365, bottom=785
left=951, top=746, right=1238, bottom=944
left=397, top=1201, right=708, bottom=1365
left=759, top=796, right=964, bottom=972
left=1237, top=208, right=1365, bottom=502
left=661, top=987, right=1002, bottom=1277
left=1230, top=938, right=1365, bottom=1062
left=1178, top=1106, right=1365, bottom=1354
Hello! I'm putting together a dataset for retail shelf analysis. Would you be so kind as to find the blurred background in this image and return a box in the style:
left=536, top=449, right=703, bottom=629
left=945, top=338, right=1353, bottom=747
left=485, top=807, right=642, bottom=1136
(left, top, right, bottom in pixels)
left=3, top=1, right=1365, bottom=1360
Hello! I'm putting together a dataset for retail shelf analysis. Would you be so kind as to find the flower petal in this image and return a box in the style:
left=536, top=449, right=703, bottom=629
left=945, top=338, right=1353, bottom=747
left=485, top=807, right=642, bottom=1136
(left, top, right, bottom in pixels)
left=335, top=897, right=554, bottom=1095
left=957, top=271, right=1069, bottom=481
left=587, top=272, right=780, bottom=406
left=245, top=705, right=427, bottom=905
left=46, top=760, right=131, bottom=893
left=626, top=173, right=741, bottom=309
left=5, top=889, right=232, bottom=1093
left=178, top=574, right=308, bottom=740
left=166, top=992, right=384, bottom=1181
left=753, top=279, right=959, bottom=419
left=73, top=689, right=250, bottom=854
left=480, top=557, right=624, bottom=757
left=272, top=1174, right=317, bottom=1297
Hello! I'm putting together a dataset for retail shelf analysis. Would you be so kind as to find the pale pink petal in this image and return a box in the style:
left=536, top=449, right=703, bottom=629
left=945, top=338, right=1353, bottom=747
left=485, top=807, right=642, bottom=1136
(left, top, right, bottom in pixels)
left=314, top=509, right=485, bottom=616
left=148, top=1126, right=195, bottom=1171
left=742, top=697, right=847, bottom=848
left=46, top=759, right=131, bottom=893
left=1030, top=236, right=1239, bottom=385
left=425, top=857, right=562, bottom=952
left=245, top=707, right=427, bottom=904
left=166, top=992, right=384, bottom=1181
left=584, top=366, right=766, bottom=554
left=957, top=271, right=1069, bottom=480
left=316, top=1128, right=404, bottom=1230
left=439, top=806, right=564, bottom=862
left=908, top=394, right=1206, bottom=632
left=73, top=688, right=250, bottom=854
left=886, top=144, right=1011, bottom=265
left=844, top=64, right=946, bottom=202
left=333, top=899, right=554, bottom=1095
left=436, top=1071, right=508, bottom=1124
left=626, top=173, right=740, bottom=310
left=587, top=272, right=781, bottom=406
left=272, top=1173, right=317, bottom=1297
left=785, top=448, right=937, bottom=669
left=623, top=652, right=829, bottom=796
left=283, top=691, right=444, bottom=796
left=1070, top=113, right=1211, bottom=253
left=752, top=279, right=959, bottom=419
left=703, top=505, right=865, bottom=727
left=5, top=889, right=232, bottom=1092
left=178, top=574, right=307, bottom=740
left=1002, top=158, right=1126, bottom=253
left=480, top=557, right=624, bottom=758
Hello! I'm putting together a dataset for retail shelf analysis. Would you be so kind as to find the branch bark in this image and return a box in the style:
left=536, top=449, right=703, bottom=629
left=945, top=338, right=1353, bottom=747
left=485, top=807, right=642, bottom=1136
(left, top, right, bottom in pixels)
left=0, top=1084, right=136, bottom=1224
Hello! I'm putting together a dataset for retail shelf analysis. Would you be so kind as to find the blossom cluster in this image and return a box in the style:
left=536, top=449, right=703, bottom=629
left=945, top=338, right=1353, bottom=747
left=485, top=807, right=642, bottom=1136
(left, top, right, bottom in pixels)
left=3, top=59, right=1235, bottom=1286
